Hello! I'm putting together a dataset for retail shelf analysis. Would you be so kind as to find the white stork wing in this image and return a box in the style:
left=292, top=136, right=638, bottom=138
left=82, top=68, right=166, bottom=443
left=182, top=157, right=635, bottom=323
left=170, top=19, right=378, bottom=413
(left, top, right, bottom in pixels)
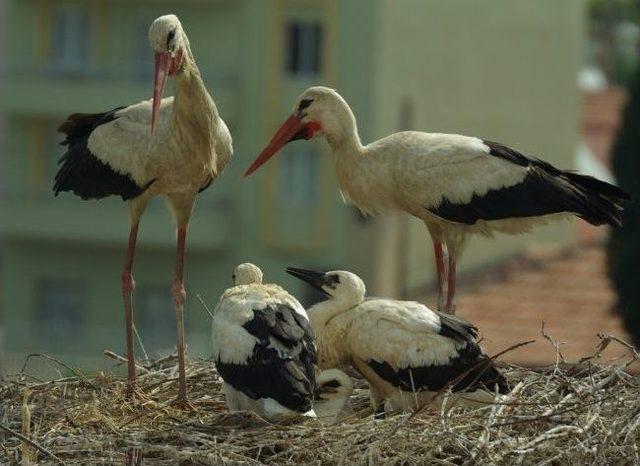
left=87, top=97, right=175, bottom=186
left=54, top=98, right=174, bottom=200
left=376, top=132, right=528, bottom=210
left=347, top=298, right=509, bottom=394
left=375, top=132, right=626, bottom=226
left=346, top=299, right=465, bottom=370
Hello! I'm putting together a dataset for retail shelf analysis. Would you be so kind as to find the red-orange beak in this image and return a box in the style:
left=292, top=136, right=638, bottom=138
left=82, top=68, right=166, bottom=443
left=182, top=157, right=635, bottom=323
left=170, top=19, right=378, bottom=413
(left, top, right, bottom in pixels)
left=151, top=52, right=171, bottom=133
left=245, top=115, right=318, bottom=177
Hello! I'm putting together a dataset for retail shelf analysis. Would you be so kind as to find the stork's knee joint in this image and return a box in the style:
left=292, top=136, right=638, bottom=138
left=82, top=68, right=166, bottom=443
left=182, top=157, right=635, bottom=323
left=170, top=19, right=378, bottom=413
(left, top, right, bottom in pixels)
left=121, top=271, right=136, bottom=293
left=172, top=279, right=186, bottom=304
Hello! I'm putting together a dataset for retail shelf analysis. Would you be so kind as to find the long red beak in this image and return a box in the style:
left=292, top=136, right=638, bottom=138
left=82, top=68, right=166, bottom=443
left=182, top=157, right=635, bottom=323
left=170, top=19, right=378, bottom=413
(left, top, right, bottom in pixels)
left=244, top=114, right=305, bottom=177
left=152, top=52, right=171, bottom=133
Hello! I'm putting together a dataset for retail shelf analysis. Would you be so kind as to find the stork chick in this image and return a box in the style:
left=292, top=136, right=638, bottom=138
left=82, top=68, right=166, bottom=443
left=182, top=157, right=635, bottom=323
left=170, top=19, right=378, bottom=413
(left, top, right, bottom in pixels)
left=54, top=14, right=232, bottom=406
left=247, top=87, right=629, bottom=314
left=286, top=267, right=509, bottom=414
left=212, top=263, right=317, bottom=421
left=314, top=369, right=354, bottom=424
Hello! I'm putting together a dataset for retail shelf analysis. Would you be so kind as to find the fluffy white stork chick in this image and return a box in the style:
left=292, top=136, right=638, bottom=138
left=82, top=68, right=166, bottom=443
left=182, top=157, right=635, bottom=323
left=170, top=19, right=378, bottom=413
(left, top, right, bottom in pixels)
left=313, top=369, right=354, bottom=424
left=53, top=14, right=232, bottom=406
left=246, top=87, right=629, bottom=314
left=212, top=263, right=317, bottom=421
left=286, top=267, right=509, bottom=414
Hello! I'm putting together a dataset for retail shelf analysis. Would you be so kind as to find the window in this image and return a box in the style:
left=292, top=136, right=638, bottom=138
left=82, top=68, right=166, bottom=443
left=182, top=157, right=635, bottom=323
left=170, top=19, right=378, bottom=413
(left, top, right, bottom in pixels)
left=37, top=279, right=85, bottom=341
left=135, top=286, right=175, bottom=355
left=285, top=20, right=322, bottom=75
left=279, top=145, right=318, bottom=207
left=51, top=5, right=91, bottom=74
left=130, top=15, right=154, bottom=81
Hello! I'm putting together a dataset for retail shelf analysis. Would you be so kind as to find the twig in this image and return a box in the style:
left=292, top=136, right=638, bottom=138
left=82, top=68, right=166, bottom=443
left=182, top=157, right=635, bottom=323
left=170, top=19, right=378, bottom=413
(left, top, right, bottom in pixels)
left=196, top=294, right=214, bottom=320
left=540, top=322, right=565, bottom=364
left=103, top=350, right=150, bottom=375
left=0, top=422, right=66, bottom=465
left=20, top=354, right=97, bottom=390
left=597, top=333, right=639, bottom=358
left=133, top=324, right=151, bottom=366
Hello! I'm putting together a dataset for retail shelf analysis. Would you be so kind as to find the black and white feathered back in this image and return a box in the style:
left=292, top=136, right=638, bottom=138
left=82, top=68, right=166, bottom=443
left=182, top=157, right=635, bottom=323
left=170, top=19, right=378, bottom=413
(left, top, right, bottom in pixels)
left=212, top=283, right=317, bottom=417
left=319, top=297, right=508, bottom=395
left=53, top=99, right=172, bottom=201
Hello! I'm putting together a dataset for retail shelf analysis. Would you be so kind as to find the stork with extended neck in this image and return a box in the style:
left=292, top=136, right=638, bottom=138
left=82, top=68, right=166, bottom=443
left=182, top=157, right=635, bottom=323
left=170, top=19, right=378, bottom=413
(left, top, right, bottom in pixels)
left=246, top=87, right=629, bottom=314
left=54, top=14, right=232, bottom=406
left=287, top=267, right=509, bottom=414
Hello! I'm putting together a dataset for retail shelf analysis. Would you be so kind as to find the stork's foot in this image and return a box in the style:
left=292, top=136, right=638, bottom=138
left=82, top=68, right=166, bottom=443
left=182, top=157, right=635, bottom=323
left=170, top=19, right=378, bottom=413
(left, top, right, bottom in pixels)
left=125, top=383, right=154, bottom=406
left=373, top=404, right=386, bottom=420
left=170, top=396, right=197, bottom=412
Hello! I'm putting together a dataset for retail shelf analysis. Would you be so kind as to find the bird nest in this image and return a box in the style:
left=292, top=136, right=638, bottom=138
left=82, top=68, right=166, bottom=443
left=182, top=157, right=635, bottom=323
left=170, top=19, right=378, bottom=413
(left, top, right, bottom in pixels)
left=1, top=335, right=638, bottom=465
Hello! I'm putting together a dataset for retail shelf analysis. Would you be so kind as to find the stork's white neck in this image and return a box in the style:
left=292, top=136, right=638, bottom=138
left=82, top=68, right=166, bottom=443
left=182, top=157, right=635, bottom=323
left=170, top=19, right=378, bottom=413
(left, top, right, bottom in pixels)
left=307, top=294, right=360, bottom=334
left=171, top=51, right=220, bottom=170
left=323, top=104, right=363, bottom=156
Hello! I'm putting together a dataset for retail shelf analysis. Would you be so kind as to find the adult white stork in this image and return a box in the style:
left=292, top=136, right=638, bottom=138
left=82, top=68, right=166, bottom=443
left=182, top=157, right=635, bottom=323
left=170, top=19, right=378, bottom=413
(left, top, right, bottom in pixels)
left=54, top=14, right=232, bottom=406
left=314, top=368, right=354, bottom=424
left=246, top=87, right=629, bottom=314
left=286, top=267, right=509, bottom=414
left=211, top=263, right=317, bottom=421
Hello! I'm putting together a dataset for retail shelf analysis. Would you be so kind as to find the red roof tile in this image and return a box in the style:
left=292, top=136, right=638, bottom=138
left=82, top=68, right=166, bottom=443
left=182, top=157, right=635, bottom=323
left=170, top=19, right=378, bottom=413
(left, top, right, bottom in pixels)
left=427, top=244, right=636, bottom=368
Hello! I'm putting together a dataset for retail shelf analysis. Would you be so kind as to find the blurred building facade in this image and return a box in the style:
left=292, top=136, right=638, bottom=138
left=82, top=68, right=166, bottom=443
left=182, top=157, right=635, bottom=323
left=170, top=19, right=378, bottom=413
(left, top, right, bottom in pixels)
left=0, top=0, right=585, bottom=369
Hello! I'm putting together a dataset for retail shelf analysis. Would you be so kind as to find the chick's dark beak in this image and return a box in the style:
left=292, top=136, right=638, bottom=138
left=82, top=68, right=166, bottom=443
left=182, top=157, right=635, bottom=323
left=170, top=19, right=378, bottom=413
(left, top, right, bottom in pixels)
left=285, top=267, right=330, bottom=296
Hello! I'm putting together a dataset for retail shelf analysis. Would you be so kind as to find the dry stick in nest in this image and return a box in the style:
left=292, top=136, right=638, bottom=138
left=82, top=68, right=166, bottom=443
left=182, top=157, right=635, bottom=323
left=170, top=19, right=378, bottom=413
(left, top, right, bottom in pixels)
left=103, top=350, right=151, bottom=375
left=0, top=422, right=65, bottom=465
left=20, top=353, right=97, bottom=390
left=540, top=321, right=566, bottom=366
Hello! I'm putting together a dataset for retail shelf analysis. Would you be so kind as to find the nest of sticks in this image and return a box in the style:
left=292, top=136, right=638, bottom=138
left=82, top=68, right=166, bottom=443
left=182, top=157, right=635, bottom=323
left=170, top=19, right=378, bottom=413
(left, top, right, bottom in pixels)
left=0, top=333, right=638, bottom=465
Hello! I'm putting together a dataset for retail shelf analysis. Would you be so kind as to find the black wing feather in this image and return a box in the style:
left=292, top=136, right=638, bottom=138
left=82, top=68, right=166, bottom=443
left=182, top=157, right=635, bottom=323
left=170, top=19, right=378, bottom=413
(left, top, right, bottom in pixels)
left=216, top=303, right=317, bottom=413
left=368, top=343, right=509, bottom=394
left=429, top=140, right=630, bottom=227
left=436, top=311, right=478, bottom=342
left=54, top=107, right=152, bottom=201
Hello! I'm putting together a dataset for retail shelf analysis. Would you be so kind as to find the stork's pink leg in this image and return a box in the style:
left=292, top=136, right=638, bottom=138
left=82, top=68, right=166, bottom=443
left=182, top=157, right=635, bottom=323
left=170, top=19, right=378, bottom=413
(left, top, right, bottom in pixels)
left=171, top=225, right=193, bottom=409
left=121, top=222, right=144, bottom=399
left=445, top=254, right=457, bottom=314
left=433, top=241, right=447, bottom=311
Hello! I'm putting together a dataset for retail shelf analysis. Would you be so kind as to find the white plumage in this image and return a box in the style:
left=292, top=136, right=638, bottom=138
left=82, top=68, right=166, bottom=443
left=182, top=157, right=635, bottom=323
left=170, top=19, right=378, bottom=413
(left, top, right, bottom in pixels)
left=247, top=87, right=628, bottom=314
left=86, top=97, right=231, bottom=194
left=212, top=263, right=317, bottom=421
left=54, top=14, right=232, bottom=406
left=286, top=267, right=509, bottom=414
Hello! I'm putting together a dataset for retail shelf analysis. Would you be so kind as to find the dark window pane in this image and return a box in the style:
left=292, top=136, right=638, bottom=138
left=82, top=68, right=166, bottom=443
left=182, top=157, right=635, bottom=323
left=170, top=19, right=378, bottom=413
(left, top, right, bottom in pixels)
left=37, top=279, right=85, bottom=342
left=51, top=6, right=91, bottom=73
left=285, top=20, right=322, bottom=75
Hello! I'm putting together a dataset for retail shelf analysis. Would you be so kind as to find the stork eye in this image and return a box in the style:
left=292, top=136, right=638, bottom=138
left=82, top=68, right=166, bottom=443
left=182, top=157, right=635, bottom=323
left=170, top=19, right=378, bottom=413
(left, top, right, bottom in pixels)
left=166, top=29, right=176, bottom=49
left=323, top=380, right=341, bottom=388
left=298, top=99, right=314, bottom=112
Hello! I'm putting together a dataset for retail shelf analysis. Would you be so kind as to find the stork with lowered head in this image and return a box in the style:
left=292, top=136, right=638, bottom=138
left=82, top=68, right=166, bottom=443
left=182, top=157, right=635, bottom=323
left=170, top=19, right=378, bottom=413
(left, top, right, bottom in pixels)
left=54, top=14, right=232, bottom=407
